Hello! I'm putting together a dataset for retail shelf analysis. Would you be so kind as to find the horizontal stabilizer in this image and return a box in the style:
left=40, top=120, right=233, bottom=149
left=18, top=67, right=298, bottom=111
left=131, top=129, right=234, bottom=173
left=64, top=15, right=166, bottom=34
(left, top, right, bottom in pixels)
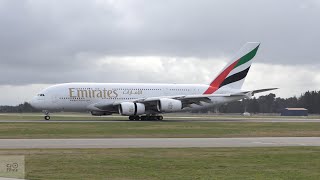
left=250, top=88, right=278, bottom=95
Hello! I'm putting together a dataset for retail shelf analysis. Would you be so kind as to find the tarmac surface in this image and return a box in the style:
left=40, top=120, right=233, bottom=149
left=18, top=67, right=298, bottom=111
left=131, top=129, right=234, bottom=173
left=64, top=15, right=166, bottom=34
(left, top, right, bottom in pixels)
left=0, top=137, right=319, bottom=149
left=0, top=116, right=319, bottom=123
left=1, top=113, right=319, bottom=122
left=0, top=119, right=318, bottom=123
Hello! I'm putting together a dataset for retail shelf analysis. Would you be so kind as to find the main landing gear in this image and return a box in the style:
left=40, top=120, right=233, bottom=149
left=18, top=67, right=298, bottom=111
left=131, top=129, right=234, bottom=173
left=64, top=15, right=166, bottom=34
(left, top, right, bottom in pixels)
left=129, top=115, right=163, bottom=121
left=43, top=110, right=50, bottom=120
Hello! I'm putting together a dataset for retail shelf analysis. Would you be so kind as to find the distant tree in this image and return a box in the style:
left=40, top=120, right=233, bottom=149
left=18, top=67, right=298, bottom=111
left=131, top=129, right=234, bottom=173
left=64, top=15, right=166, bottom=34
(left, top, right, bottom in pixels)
left=214, top=91, right=320, bottom=114
left=247, top=97, right=259, bottom=113
left=0, top=102, right=39, bottom=113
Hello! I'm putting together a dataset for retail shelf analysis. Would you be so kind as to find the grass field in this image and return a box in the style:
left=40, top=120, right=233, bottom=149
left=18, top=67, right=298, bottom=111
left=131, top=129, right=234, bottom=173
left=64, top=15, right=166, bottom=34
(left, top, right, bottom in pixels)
left=1, top=113, right=320, bottom=121
left=0, top=122, right=319, bottom=138
left=0, top=147, right=319, bottom=179
left=0, top=113, right=319, bottom=179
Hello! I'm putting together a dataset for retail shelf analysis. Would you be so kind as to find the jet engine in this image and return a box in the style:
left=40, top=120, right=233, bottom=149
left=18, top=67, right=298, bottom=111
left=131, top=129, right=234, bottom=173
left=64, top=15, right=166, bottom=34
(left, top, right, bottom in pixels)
left=118, top=102, right=145, bottom=116
left=157, top=98, right=182, bottom=112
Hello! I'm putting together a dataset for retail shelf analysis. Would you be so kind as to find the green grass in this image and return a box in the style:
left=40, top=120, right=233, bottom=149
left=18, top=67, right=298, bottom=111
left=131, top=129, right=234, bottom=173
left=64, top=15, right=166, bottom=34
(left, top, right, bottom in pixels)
left=0, top=147, right=319, bottom=179
left=1, top=113, right=320, bottom=121
left=0, top=122, right=319, bottom=138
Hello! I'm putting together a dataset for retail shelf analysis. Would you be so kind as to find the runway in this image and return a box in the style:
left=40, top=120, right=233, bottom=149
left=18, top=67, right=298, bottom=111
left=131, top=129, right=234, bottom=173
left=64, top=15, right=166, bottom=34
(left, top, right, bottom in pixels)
left=0, top=118, right=319, bottom=123
left=0, top=113, right=319, bottom=122
left=0, top=137, right=319, bottom=149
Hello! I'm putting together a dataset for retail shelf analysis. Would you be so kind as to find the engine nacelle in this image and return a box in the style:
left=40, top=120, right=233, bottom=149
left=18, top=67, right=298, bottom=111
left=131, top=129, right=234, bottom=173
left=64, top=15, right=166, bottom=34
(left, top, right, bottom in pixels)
left=157, top=98, right=182, bottom=112
left=118, top=102, right=145, bottom=116
left=90, top=111, right=112, bottom=116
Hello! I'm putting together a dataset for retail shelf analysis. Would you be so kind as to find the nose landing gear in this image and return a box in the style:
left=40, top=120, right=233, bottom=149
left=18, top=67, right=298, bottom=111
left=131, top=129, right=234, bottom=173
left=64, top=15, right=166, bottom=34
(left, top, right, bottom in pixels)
left=43, top=110, right=50, bottom=120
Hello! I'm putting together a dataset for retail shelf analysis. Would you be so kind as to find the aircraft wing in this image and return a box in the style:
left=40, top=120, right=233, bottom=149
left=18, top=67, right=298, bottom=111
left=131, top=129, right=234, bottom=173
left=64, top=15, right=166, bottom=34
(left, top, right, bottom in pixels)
left=92, top=93, right=245, bottom=111
left=91, top=88, right=278, bottom=111
left=136, top=93, right=253, bottom=108
left=169, top=88, right=278, bottom=107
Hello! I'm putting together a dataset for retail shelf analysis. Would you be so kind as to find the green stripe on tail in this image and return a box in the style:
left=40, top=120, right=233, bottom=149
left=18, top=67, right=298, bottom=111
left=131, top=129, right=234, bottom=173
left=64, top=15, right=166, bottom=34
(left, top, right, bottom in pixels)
left=234, top=45, right=260, bottom=68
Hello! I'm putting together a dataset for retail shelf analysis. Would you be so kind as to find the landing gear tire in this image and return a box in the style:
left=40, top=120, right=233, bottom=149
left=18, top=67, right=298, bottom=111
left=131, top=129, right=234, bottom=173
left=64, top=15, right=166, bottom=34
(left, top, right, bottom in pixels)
left=43, top=110, right=50, bottom=120
left=129, top=116, right=141, bottom=121
left=140, top=115, right=163, bottom=121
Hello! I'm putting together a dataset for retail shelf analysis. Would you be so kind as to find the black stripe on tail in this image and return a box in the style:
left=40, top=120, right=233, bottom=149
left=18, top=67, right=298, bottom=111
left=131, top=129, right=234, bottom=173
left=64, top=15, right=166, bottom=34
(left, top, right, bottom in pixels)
left=219, top=66, right=251, bottom=88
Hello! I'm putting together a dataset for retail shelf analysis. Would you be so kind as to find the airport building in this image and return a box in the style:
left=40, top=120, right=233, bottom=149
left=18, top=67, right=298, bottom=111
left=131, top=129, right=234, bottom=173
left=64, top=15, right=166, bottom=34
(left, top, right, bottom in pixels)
left=281, top=108, right=308, bottom=116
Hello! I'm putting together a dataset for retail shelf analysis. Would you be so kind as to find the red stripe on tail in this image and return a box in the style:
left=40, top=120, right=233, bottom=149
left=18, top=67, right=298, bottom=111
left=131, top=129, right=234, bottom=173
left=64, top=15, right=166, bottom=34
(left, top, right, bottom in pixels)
left=203, top=60, right=239, bottom=94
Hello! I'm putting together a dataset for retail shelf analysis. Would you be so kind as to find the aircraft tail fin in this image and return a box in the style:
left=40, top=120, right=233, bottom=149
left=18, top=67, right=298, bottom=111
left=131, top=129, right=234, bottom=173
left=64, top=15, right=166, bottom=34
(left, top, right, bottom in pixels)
left=204, top=42, right=260, bottom=94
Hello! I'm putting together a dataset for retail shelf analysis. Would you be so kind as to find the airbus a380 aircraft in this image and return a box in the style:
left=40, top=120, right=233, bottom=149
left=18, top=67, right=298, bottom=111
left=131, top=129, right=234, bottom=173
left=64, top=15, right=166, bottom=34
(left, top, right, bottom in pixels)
left=30, top=42, right=276, bottom=120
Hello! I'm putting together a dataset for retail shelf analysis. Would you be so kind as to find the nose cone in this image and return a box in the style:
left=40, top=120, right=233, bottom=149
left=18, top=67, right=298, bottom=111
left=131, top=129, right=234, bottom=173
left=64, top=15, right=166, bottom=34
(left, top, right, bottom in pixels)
left=29, top=97, right=41, bottom=109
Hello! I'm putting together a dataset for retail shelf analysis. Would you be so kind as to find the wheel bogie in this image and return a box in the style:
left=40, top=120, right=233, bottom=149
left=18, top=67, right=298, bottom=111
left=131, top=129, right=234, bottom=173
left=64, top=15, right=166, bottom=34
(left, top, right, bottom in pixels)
left=129, top=116, right=141, bottom=121
left=130, top=115, right=163, bottom=121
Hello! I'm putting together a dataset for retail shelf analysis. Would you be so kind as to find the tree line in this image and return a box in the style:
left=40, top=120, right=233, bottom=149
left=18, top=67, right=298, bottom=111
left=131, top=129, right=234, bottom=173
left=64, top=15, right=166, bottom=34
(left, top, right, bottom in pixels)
left=0, top=102, right=40, bottom=113
left=1, top=90, right=320, bottom=114
left=217, top=90, right=320, bottom=114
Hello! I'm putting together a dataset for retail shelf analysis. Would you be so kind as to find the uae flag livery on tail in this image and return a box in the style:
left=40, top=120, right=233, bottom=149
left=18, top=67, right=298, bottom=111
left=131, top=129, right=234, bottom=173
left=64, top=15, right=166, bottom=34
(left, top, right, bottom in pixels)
left=203, top=42, right=260, bottom=94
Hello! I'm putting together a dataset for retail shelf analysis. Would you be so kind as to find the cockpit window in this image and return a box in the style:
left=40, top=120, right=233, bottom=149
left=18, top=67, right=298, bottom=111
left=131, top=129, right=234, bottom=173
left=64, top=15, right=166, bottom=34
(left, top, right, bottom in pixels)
left=37, top=94, right=45, bottom=96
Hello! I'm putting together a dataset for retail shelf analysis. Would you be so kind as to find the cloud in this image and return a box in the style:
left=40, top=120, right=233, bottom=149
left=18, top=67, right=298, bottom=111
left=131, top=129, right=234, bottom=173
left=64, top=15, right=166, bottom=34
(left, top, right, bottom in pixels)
left=243, top=63, right=320, bottom=98
left=0, top=84, right=48, bottom=105
left=95, top=56, right=227, bottom=84
left=0, top=0, right=320, bottom=104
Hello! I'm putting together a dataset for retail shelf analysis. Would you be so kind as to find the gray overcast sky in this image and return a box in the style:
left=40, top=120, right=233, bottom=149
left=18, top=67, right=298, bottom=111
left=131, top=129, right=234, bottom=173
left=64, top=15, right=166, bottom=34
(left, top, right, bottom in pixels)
left=0, top=0, right=320, bottom=105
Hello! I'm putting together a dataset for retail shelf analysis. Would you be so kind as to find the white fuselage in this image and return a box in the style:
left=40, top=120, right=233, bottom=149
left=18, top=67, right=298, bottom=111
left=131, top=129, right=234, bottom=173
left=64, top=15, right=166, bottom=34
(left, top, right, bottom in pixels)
left=30, top=83, right=245, bottom=113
